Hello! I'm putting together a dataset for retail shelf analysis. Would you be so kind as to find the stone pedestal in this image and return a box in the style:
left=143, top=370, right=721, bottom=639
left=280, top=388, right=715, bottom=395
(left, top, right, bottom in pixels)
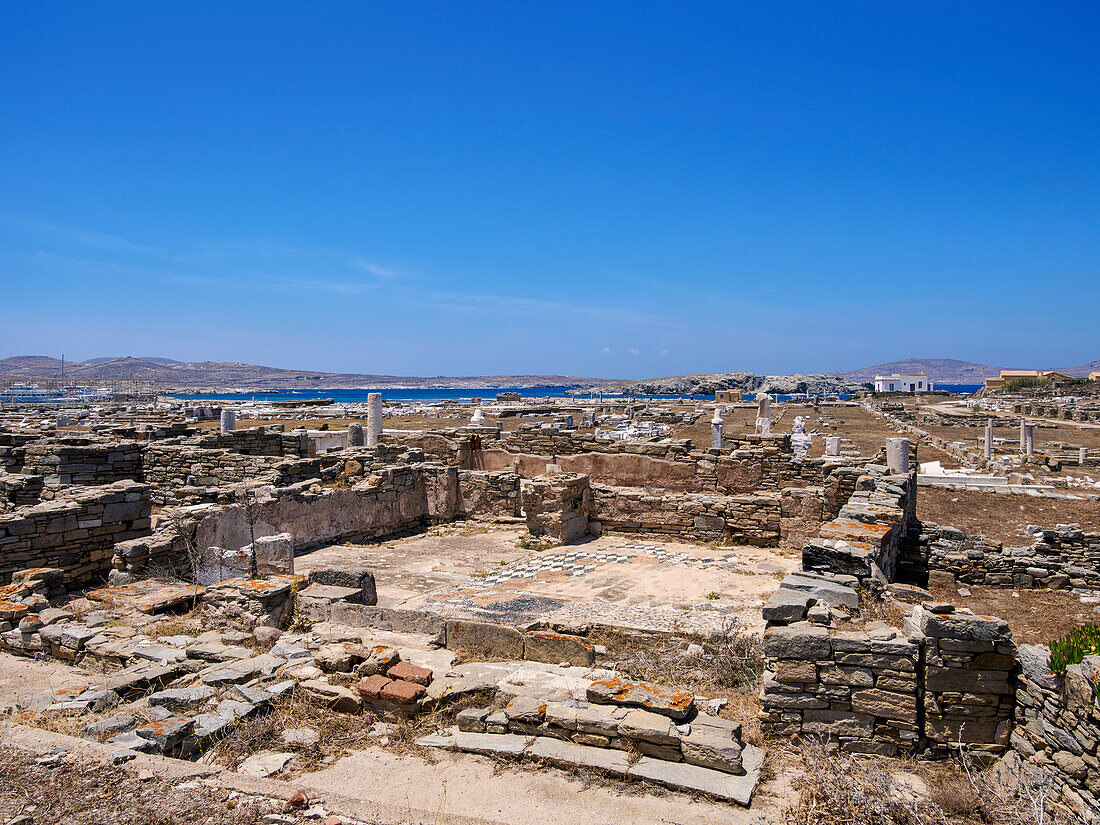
left=522, top=473, right=592, bottom=545
left=886, top=437, right=910, bottom=474
left=348, top=423, right=364, bottom=447
left=824, top=436, right=841, bottom=456
left=220, top=410, right=236, bottom=434
left=711, top=410, right=723, bottom=450
left=367, top=393, right=383, bottom=447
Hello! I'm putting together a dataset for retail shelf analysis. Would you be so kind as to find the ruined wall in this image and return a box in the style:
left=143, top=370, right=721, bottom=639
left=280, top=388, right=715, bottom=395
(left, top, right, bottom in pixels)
left=915, top=524, right=1100, bottom=590
left=457, top=470, right=522, bottom=519
left=193, top=466, right=429, bottom=552
left=193, top=427, right=311, bottom=457
left=760, top=606, right=1017, bottom=756
left=20, top=439, right=144, bottom=488
left=802, top=470, right=917, bottom=584
left=590, top=483, right=782, bottom=545
left=0, top=480, right=151, bottom=585
left=523, top=473, right=593, bottom=544
left=1012, top=645, right=1100, bottom=822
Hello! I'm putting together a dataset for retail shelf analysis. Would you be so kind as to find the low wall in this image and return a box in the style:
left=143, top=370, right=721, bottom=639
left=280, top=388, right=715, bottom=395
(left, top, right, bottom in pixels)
left=21, top=439, right=143, bottom=488
left=591, top=483, right=781, bottom=545
left=0, top=480, right=151, bottom=585
left=916, top=524, right=1100, bottom=590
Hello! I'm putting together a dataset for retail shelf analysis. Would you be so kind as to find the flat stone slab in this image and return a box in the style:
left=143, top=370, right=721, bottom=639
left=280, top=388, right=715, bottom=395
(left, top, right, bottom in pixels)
left=237, top=750, right=294, bottom=777
left=298, top=583, right=361, bottom=602
left=525, top=736, right=634, bottom=773
left=416, top=730, right=532, bottom=757
left=587, top=678, right=695, bottom=720
left=627, top=744, right=764, bottom=805
left=417, top=727, right=763, bottom=806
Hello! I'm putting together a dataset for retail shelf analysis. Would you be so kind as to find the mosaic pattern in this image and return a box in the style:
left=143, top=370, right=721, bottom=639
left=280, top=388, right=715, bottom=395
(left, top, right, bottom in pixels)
left=457, top=542, right=746, bottom=591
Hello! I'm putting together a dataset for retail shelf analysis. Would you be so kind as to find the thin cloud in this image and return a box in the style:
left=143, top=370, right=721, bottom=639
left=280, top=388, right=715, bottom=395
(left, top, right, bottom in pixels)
left=658, top=349, right=670, bottom=356
left=347, top=259, right=411, bottom=281
left=601, top=347, right=613, bottom=355
left=627, top=347, right=639, bottom=356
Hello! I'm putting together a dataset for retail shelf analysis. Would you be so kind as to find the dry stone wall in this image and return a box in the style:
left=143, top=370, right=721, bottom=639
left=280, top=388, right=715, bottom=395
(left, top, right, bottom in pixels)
left=1013, top=644, right=1100, bottom=822
left=0, top=480, right=151, bottom=585
left=592, top=483, right=781, bottom=545
left=760, top=605, right=1017, bottom=755
left=21, top=439, right=143, bottom=489
left=916, top=524, right=1100, bottom=590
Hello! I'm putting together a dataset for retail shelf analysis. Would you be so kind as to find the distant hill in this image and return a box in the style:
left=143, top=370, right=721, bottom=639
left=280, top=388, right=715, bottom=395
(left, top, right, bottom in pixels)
left=0, top=355, right=598, bottom=391
left=838, top=359, right=1000, bottom=384
left=839, top=358, right=1100, bottom=383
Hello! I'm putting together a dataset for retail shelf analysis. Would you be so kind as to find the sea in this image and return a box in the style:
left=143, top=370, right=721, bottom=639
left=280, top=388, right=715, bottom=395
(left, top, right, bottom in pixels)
left=169, top=385, right=982, bottom=405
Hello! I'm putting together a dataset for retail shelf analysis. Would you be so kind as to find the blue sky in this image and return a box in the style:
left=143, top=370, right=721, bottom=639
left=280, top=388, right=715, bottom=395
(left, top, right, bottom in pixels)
left=1, top=2, right=1098, bottom=378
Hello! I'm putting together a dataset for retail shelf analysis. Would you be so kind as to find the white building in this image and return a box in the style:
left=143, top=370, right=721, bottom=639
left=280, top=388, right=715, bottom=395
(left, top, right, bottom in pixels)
left=874, top=373, right=932, bottom=393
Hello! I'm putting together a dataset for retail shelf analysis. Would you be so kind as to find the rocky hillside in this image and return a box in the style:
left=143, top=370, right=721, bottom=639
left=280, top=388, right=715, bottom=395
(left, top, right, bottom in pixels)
left=584, top=372, right=860, bottom=395
left=0, top=356, right=597, bottom=391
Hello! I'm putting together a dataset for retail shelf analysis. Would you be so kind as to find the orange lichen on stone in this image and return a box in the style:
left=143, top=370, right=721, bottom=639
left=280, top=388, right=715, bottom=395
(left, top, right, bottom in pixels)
left=587, top=677, right=695, bottom=718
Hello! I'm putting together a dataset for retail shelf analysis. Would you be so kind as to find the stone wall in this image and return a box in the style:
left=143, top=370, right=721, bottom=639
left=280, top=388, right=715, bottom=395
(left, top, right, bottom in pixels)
left=760, top=605, right=1017, bottom=755
left=21, top=439, right=143, bottom=489
left=760, top=622, right=922, bottom=755
left=0, top=480, right=151, bottom=585
left=915, top=524, right=1100, bottom=590
left=802, top=469, right=917, bottom=584
left=114, top=467, right=431, bottom=576
left=193, top=427, right=311, bottom=457
left=591, top=483, right=781, bottom=545
left=1012, top=644, right=1100, bottom=822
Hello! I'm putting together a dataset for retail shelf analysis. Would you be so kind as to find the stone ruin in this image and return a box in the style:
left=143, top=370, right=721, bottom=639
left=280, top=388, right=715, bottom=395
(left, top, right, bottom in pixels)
left=0, top=399, right=1098, bottom=820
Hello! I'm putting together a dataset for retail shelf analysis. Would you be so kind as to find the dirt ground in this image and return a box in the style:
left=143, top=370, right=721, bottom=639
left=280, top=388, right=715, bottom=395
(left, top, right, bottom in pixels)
left=919, top=486, right=1100, bottom=544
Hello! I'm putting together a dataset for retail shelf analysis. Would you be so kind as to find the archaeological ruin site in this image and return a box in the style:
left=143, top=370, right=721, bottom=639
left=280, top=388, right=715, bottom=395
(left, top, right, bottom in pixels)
left=0, top=384, right=1098, bottom=824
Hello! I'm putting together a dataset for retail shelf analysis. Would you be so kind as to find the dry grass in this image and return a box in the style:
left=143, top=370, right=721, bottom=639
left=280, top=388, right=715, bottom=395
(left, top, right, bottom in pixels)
left=785, top=737, right=1071, bottom=825
left=0, top=744, right=272, bottom=824
left=208, top=691, right=377, bottom=773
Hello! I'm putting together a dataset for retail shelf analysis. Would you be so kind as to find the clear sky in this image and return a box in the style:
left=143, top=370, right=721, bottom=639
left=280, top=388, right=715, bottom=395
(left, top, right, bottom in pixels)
left=1, top=2, right=1098, bottom=378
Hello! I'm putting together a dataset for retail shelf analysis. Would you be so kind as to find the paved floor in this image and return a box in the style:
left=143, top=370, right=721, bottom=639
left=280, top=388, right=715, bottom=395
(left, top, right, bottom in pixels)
left=295, top=527, right=797, bottom=633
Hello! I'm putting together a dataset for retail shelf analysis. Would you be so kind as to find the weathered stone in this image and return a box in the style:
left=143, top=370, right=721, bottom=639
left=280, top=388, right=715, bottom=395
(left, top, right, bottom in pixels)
left=764, top=625, right=831, bottom=660
left=587, top=678, right=695, bottom=720
left=523, top=631, right=596, bottom=667
left=445, top=620, right=524, bottom=660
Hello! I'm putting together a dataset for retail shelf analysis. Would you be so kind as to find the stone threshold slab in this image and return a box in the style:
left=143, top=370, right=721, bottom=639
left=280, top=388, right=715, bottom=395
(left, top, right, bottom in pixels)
left=415, top=727, right=763, bottom=806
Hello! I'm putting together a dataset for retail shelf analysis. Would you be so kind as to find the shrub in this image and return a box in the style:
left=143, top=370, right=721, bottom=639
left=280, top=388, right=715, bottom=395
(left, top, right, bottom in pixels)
left=1048, top=624, right=1100, bottom=674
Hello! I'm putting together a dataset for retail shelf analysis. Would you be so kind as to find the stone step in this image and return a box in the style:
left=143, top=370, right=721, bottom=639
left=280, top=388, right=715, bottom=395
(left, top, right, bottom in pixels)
left=415, top=727, right=763, bottom=806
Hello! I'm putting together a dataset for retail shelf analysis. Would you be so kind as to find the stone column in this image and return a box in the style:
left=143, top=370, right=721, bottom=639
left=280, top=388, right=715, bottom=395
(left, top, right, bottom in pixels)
left=824, top=436, right=841, bottom=456
left=366, top=393, right=382, bottom=447
left=348, top=422, right=364, bottom=447
left=1081, top=447, right=1088, bottom=465
left=220, top=409, right=236, bottom=433
left=984, top=419, right=994, bottom=459
left=886, top=437, right=910, bottom=474
left=1025, top=424, right=1035, bottom=456
left=711, top=409, right=723, bottom=449
left=1020, top=419, right=1027, bottom=454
